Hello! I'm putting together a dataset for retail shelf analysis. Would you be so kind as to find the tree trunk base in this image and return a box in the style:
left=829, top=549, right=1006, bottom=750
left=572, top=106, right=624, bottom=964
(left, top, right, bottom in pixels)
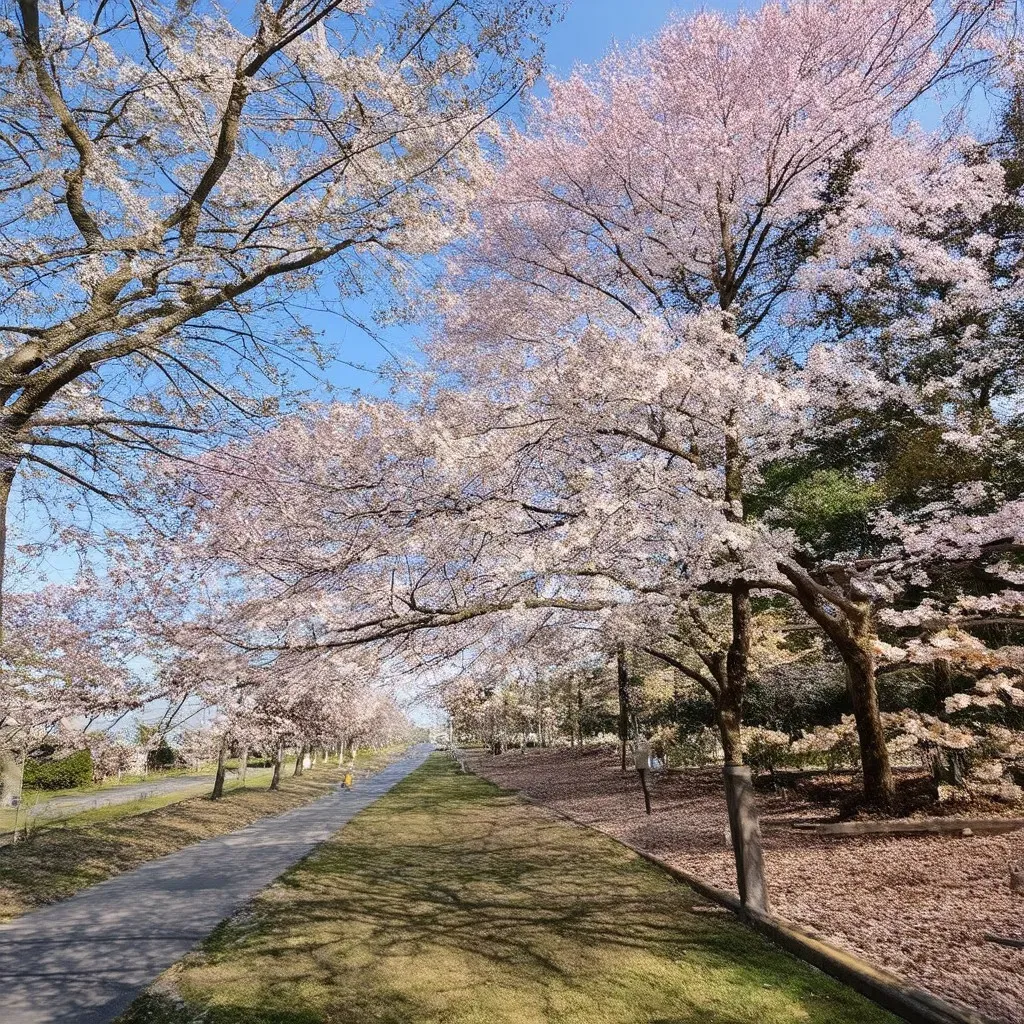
left=724, top=764, right=770, bottom=914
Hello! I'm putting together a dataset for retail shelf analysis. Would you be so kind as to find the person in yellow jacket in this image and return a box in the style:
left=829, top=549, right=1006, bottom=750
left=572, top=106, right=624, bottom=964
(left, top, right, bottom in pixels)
left=343, top=771, right=353, bottom=790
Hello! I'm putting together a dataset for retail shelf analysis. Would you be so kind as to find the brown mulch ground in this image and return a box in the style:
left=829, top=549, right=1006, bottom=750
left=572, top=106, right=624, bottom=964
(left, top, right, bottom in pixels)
left=465, top=745, right=1024, bottom=1024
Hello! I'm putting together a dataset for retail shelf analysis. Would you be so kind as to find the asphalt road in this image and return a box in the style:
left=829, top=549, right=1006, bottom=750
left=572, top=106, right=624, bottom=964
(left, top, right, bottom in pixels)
left=20, top=769, right=273, bottom=823
left=0, top=744, right=434, bottom=1024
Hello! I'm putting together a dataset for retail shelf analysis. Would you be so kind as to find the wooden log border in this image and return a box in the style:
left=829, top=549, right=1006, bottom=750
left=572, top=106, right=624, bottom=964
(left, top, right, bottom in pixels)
left=791, top=817, right=1024, bottom=838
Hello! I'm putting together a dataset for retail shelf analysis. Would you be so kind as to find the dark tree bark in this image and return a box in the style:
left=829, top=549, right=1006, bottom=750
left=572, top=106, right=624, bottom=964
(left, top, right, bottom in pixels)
left=269, top=742, right=283, bottom=790
left=617, top=643, right=630, bottom=772
left=721, top=582, right=770, bottom=914
left=293, top=743, right=306, bottom=777
left=777, top=565, right=895, bottom=809
left=211, top=737, right=228, bottom=800
left=933, top=658, right=954, bottom=700
left=576, top=676, right=584, bottom=748
left=845, top=647, right=895, bottom=807
left=637, top=768, right=652, bottom=815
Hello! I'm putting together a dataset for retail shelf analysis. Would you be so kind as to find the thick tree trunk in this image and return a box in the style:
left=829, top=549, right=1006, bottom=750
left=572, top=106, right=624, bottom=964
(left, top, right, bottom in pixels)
left=293, top=743, right=306, bottom=777
left=238, top=745, right=248, bottom=786
left=719, top=583, right=770, bottom=914
left=933, top=658, right=954, bottom=701
left=269, top=743, right=283, bottom=790
left=781, top=566, right=896, bottom=809
left=723, top=761, right=769, bottom=914
left=680, top=392, right=770, bottom=914
left=0, top=742, right=25, bottom=809
left=844, top=643, right=895, bottom=808
left=717, top=704, right=744, bottom=766
left=617, top=643, right=629, bottom=772
left=211, top=737, right=228, bottom=799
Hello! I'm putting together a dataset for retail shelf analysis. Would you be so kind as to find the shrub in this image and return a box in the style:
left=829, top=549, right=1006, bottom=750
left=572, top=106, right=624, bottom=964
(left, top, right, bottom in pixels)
left=23, top=748, right=93, bottom=791
left=745, top=664, right=847, bottom=736
left=147, top=741, right=177, bottom=770
left=668, top=727, right=721, bottom=768
left=791, top=717, right=863, bottom=772
left=649, top=725, right=678, bottom=764
left=742, top=727, right=801, bottom=779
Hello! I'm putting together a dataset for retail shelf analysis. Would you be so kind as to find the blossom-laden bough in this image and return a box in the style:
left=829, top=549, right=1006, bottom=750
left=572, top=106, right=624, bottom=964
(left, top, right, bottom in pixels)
left=10, top=0, right=1024, bottom=916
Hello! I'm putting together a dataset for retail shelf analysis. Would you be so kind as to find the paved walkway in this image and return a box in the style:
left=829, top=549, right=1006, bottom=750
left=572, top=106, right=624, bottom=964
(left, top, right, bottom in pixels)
left=0, top=745, right=434, bottom=1024
left=19, top=769, right=273, bottom=825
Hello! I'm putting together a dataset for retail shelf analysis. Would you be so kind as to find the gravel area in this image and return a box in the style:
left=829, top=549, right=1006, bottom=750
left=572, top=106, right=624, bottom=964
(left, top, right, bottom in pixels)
left=465, top=745, right=1024, bottom=1024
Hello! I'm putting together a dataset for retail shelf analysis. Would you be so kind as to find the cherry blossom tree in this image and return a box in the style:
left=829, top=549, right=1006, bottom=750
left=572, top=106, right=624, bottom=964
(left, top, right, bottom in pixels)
left=765, top=102, right=1024, bottom=800
left=0, top=579, right=142, bottom=804
left=83, top=4, right=1024, bottom=926
left=0, top=0, right=558, bottom=616
left=429, top=0, right=1005, bottom=808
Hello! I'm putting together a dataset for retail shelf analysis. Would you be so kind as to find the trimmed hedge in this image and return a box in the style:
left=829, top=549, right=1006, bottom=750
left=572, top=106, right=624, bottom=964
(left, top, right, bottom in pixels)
left=23, top=749, right=94, bottom=791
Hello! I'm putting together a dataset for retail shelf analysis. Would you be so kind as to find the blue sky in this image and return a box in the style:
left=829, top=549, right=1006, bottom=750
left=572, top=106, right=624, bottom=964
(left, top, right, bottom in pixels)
left=546, top=0, right=689, bottom=72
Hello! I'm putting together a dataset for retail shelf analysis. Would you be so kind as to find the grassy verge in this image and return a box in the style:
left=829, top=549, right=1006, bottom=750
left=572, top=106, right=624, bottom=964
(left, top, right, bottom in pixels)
left=0, top=747, right=402, bottom=922
left=117, top=755, right=897, bottom=1024
left=0, top=771, right=277, bottom=833
left=0, top=764, right=289, bottom=835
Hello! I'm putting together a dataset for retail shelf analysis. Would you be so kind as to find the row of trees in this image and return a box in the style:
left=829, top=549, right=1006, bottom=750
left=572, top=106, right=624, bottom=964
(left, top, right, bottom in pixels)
left=116, top=0, right=1023, bottom=910
left=0, top=576, right=412, bottom=807
left=3, top=0, right=1023, bottom=909
left=1, top=0, right=558, bottom=806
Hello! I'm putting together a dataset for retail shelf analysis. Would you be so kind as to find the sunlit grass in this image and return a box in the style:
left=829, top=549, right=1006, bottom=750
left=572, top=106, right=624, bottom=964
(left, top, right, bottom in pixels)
left=0, top=763, right=288, bottom=837
left=117, top=755, right=898, bottom=1024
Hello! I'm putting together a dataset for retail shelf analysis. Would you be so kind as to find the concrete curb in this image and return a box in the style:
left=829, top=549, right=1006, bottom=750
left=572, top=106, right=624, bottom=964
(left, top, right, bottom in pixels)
left=503, top=791, right=997, bottom=1024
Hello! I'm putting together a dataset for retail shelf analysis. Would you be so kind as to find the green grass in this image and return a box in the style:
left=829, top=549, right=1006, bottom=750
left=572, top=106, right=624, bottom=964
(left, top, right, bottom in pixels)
left=0, top=763, right=286, bottom=835
left=26, top=774, right=265, bottom=829
left=1, top=771, right=276, bottom=830
left=0, top=747, right=401, bottom=922
left=27, top=763, right=223, bottom=797
left=116, top=755, right=898, bottom=1024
